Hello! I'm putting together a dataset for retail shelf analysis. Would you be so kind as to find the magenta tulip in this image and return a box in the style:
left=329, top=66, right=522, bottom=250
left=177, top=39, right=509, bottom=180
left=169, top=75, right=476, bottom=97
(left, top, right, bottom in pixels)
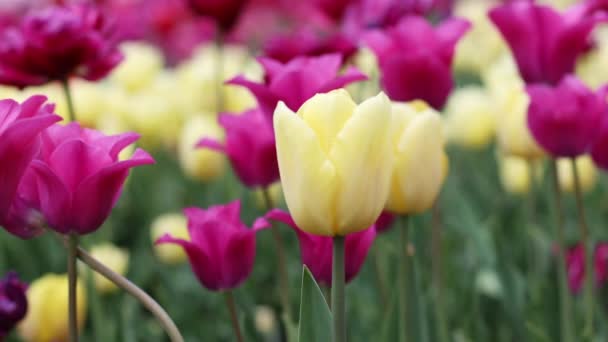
left=364, top=16, right=469, bottom=109
left=197, top=108, right=279, bottom=188
left=262, top=29, right=357, bottom=64
left=566, top=242, right=608, bottom=294
left=527, top=76, right=606, bottom=157
left=266, top=209, right=376, bottom=286
left=0, top=95, right=60, bottom=236
left=27, top=123, right=154, bottom=235
left=374, top=211, right=396, bottom=234
left=0, top=4, right=123, bottom=88
left=228, top=53, right=367, bottom=119
left=156, top=201, right=269, bottom=291
left=187, top=0, right=248, bottom=32
left=489, top=1, right=601, bottom=85
left=0, top=272, right=27, bottom=340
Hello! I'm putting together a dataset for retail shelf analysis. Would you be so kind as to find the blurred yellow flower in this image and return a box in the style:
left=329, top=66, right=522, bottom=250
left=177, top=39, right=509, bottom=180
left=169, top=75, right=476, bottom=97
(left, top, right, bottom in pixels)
left=86, top=244, right=129, bottom=293
left=444, top=86, right=495, bottom=149
left=498, top=154, right=534, bottom=195
left=577, top=28, right=608, bottom=89
left=386, top=101, right=448, bottom=214
left=18, top=274, right=86, bottom=342
left=557, top=155, right=597, bottom=193
left=346, top=48, right=380, bottom=102
left=274, top=89, right=394, bottom=236
left=253, top=182, right=283, bottom=209
left=178, top=114, right=226, bottom=182
left=151, top=213, right=189, bottom=264
left=110, top=42, right=164, bottom=93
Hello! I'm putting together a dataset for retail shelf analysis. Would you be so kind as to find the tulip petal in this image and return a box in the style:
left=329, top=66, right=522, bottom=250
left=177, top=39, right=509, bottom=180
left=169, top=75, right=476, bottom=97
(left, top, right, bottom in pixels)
left=48, top=140, right=113, bottom=192
left=227, top=75, right=279, bottom=119
left=196, top=138, right=225, bottom=152
left=29, top=161, right=71, bottom=233
left=317, top=66, right=368, bottom=94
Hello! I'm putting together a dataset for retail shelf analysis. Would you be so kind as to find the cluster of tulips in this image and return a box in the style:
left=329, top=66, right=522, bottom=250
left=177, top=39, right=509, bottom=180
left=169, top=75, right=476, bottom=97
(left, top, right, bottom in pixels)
left=3, top=0, right=608, bottom=341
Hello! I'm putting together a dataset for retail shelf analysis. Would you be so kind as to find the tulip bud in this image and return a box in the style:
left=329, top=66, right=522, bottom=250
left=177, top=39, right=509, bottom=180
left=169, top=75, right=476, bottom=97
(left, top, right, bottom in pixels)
left=18, top=274, right=86, bottom=342
left=110, top=42, right=164, bottom=93
left=178, top=115, right=226, bottom=182
left=557, top=156, right=597, bottom=193
left=150, top=213, right=189, bottom=264
left=497, top=154, right=533, bottom=195
left=445, top=86, right=496, bottom=149
left=86, top=244, right=129, bottom=293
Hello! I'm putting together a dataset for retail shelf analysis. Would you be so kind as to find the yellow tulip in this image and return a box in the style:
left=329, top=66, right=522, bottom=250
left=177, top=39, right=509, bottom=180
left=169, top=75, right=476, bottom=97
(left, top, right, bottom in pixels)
left=253, top=182, right=283, bottom=210
left=577, top=28, right=608, bottom=89
left=498, top=154, right=533, bottom=195
left=444, top=86, right=496, bottom=149
left=386, top=102, right=448, bottom=214
left=274, top=89, right=394, bottom=236
left=150, top=213, right=189, bottom=264
left=346, top=48, right=380, bottom=102
left=87, top=244, right=129, bottom=293
left=178, top=114, right=226, bottom=181
left=557, top=156, right=597, bottom=193
left=18, top=274, right=86, bottom=342
left=110, top=42, right=164, bottom=92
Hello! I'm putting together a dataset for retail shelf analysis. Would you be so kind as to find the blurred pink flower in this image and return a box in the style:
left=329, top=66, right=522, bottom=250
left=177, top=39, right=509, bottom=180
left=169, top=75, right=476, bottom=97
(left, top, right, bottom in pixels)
left=566, top=242, right=608, bottom=294
left=198, top=108, right=279, bottom=188
left=374, top=211, right=396, bottom=234
left=187, top=0, right=249, bottom=32
left=0, top=272, right=28, bottom=340
left=364, top=16, right=469, bottom=109
left=156, top=201, right=270, bottom=291
left=0, top=4, right=123, bottom=88
left=266, top=209, right=376, bottom=286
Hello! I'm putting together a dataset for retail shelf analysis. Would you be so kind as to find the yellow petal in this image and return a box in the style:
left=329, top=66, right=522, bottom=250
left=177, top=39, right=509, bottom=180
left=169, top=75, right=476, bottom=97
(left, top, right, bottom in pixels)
left=274, top=102, right=337, bottom=236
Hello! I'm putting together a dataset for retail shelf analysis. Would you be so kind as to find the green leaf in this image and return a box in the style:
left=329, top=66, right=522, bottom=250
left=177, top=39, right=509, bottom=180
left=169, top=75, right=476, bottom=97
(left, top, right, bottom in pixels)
left=298, top=266, right=333, bottom=342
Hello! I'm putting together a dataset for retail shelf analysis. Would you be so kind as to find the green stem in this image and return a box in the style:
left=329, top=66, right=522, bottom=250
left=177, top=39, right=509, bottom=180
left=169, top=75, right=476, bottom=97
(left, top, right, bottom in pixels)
left=399, top=216, right=409, bottom=342
left=430, top=205, right=448, bottom=342
left=215, top=30, right=224, bottom=113
left=224, top=291, right=244, bottom=342
left=68, top=233, right=79, bottom=342
left=332, top=236, right=346, bottom=342
left=550, top=160, right=574, bottom=342
left=570, top=158, right=594, bottom=338
left=61, top=79, right=76, bottom=123
left=372, top=246, right=387, bottom=307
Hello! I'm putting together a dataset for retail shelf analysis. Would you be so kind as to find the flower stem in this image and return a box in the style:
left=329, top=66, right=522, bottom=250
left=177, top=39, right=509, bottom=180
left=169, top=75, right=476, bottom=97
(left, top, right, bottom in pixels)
left=61, top=79, right=76, bottom=123
left=399, top=216, right=409, bottom=342
left=570, top=158, right=594, bottom=338
left=215, top=30, right=224, bottom=113
left=430, top=204, right=448, bottom=342
left=332, top=235, right=346, bottom=342
left=262, top=188, right=291, bottom=319
left=224, top=291, right=244, bottom=342
left=550, top=159, right=574, bottom=342
left=68, top=233, right=79, bottom=342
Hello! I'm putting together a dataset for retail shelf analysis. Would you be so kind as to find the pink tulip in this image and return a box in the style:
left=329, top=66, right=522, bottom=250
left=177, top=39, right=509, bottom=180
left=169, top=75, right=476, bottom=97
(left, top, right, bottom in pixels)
left=27, top=122, right=154, bottom=235
left=156, top=201, right=269, bottom=291
left=0, top=272, right=28, bottom=340
left=566, top=242, right=608, bottom=294
left=187, top=0, right=249, bottom=32
left=374, top=211, right=396, bottom=234
left=364, top=16, right=469, bottom=109
left=262, top=29, right=357, bottom=64
left=266, top=209, right=376, bottom=286
left=197, top=108, right=279, bottom=188
left=591, top=108, right=608, bottom=170
left=527, top=75, right=606, bottom=157
left=228, top=53, right=367, bottom=119
left=0, top=95, right=60, bottom=237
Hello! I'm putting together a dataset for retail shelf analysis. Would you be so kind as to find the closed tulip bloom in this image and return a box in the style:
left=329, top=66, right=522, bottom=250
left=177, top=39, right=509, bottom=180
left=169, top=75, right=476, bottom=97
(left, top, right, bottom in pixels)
left=266, top=209, right=376, bottom=286
left=444, top=86, right=496, bottom=149
left=262, top=29, right=357, bottom=64
left=0, top=5, right=123, bottom=88
left=566, top=242, right=608, bottom=294
left=374, top=211, right=396, bottom=234
left=18, top=274, right=86, bottom=342
left=0, top=96, right=61, bottom=238
left=198, top=108, right=279, bottom=188
left=386, top=102, right=448, bottom=214
left=178, top=115, right=226, bottom=182
left=527, top=76, right=605, bottom=157
left=364, top=16, right=470, bottom=109
left=274, top=89, right=394, bottom=236
left=557, top=155, right=598, bottom=193
left=110, top=42, right=164, bottom=93
left=156, top=201, right=269, bottom=291
left=29, top=123, right=154, bottom=235
left=0, top=272, right=28, bottom=340
left=150, top=213, right=189, bottom=264
left=228, top=54, right=367, bottom=120
left=87, top=244, right=129, bottom=293
left=489, top=1, right=600, bottom=85
left=187, top=0, right=248, bottom=32
left=498, top=154, right=533, bottom=195
left=590, top=108, right=608, bottom=170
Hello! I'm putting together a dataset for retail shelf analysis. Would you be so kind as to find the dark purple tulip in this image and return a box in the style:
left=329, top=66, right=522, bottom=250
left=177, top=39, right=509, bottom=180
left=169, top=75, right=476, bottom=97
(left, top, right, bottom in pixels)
left=527, top=75, right=606, bottom=157
left=228, top=53, right=367, bottom=119
left=197, top=108, right=279, bottom=188
left=0, top=4, right=123, bottom=88
left=187, top=0, right=249, bottom=32
left=374, top=211, right=396, bottom=234
left=0, top=272, right=28, bottom=340
left=489, top=1, right=602, bottom=85
left=364, top=16, right=469, bottom=109
left=262, top=29, right=357, bottom=64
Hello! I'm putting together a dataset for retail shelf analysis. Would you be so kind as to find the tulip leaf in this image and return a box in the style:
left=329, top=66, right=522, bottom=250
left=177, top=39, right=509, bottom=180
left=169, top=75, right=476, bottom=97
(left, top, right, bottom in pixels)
left=298, top=266, right=333, bottom=342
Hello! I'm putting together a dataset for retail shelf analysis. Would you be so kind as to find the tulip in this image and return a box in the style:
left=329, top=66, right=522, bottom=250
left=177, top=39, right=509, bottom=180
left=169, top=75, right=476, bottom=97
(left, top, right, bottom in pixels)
left=87, top=243, right=129, bottom=293
left=198, top=108, right=279, bottom=188
left=0, top=95, right=61, bottom=238
left=228, top=54, right=367, bottom=120
left=151, top=212, right=189, bottom=264
left=566, top=242, right=608, bottom=294
left=156, top=201, right=269, bottom=291
left=590, top=105, right=608, bottom=170
left=262, top=29, right=357, bottom=64
left=266, top=209, right=376, bottom=286
left=527, top=76, right=605, bottom=157
left=488, top=1, right=600, bottom=85
left=497, top=154, right=533, bottom=195
left=178, top=115, right=226, bottom=182
left=557, top=155, right=598, bottom=193
left=313, top=0, right=352, bottom=21
left=386, top=102, right=448, bottom=215
left=364, top=16, right=470, bottom=109
left=374, top=211, right=396, bottom=234
left=0, top=272, right=28, bottom=339
left=0, top=5, right=123, bottom=88
left=444, top=86, right=496, bottom=149
left=187, top=0, right=248, bottom=32
left=577, top=30, right=608, bottom=89
left=29, top=123, right=154, bottom=235
left=252, top=182, right=283, bottom=210
left=110, top=42, right=164, bottom=93
left=18, top=274, right=86, bottom=342
left=274, top=89, right=394, bottom=236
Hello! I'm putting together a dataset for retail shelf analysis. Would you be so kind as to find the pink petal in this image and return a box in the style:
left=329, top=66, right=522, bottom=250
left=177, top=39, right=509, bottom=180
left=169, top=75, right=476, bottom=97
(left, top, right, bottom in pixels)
left=195, top=137, right=225, bottom=152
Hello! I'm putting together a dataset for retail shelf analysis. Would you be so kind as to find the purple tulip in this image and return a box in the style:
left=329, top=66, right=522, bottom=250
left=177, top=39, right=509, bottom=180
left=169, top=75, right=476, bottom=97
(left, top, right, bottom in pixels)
left=27, top=122, right=154, bottom=235
left=197, top=108, right=279, bottom=188
left=591, top=107, right=608, bottom=170
left=364, top=16, right=469, bottom=109
left=228, top=53, right=367, bottom=119
left=374, top=211, right=396, bottom=234
left=489, top=1, right=602, bottom=85
left=0, top=96, right=60, bottom=237
left=156, top=201, right=269, bottom=291
left=262, top=29, right=357, bottom=64
left=0, top=272, right=28, bottom=340
left=266, top=209, right=376, bottom=286
left=0, top=4, right=123, bottom=88
left=566, top=242, right=608, bottom=294
left=187, top=0, right=248, bottom=32
left=527, top=75, right=606, bottom=157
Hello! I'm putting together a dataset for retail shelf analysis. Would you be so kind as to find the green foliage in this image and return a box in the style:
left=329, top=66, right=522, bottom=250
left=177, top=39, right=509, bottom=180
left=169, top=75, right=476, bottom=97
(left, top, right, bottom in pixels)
left=298, top=267, right=332, bottom=342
